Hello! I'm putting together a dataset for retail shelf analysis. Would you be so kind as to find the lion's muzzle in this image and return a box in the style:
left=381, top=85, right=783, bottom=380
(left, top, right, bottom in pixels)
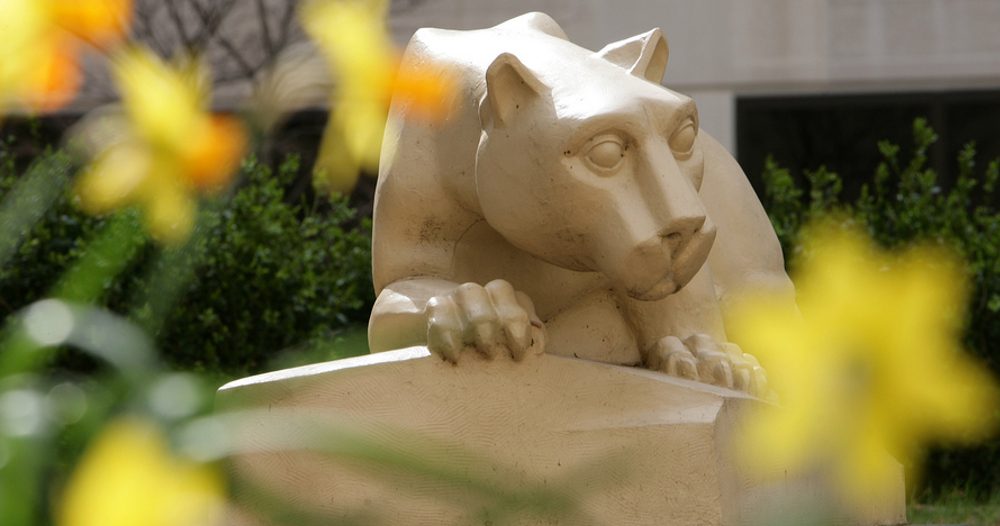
left=619, top=216, right=717, bottom=301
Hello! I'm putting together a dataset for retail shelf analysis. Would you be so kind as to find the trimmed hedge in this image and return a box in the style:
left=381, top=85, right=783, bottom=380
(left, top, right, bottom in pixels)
left=0, top=140, right=374, bottom=376
left=759, top=118, right=1000, bottom=498
left=2, top=117, right=996, bottom=495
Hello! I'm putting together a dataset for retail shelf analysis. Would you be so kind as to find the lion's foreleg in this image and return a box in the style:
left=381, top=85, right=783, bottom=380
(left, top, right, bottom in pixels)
left=369, top=278, right=545, bottom=361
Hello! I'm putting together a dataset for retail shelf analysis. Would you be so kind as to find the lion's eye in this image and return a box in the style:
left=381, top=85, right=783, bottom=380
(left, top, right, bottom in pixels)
left=586, top=137, right=625, bottom=170
left=669, top=119, right=697, bottom=157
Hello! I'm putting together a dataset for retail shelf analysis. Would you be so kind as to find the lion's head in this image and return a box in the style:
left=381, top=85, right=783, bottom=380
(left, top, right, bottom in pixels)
left=474, top=29, right=716, bottom=301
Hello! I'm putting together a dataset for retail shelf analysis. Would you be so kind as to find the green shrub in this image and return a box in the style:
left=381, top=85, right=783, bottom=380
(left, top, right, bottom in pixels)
left=759, top=118, right=1000, bottom=498
left=0, top=143, right=374, bottom=376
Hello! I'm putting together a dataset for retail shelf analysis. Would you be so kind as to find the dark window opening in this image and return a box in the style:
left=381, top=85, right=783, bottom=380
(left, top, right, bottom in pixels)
left=736, top=90, right=1000, bottom=201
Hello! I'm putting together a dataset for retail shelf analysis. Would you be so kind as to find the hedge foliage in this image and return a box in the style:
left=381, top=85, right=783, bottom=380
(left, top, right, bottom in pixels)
left=759, top=118, right=1000, bottom=498
left=2, top=117, right=997, bottom=495
left=0, top=138, right=374, bottom=376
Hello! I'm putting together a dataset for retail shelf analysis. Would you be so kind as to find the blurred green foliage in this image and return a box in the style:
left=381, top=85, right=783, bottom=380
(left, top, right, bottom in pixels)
left=759, top=118, right=1000, bottom=499
left=0, top=139, right=374, bottom=376
left=3, top=117, right=996, bottom=505
left=909, top=491, right=1000, bottom=526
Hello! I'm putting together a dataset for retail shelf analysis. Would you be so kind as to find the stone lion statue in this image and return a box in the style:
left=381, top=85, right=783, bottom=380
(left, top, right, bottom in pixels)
left=367, top=12, right=794, bottom=395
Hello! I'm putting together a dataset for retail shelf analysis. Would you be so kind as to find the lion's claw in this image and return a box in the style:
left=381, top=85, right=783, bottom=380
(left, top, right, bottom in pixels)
left=647, top=336, right=695, bottom=379
left=647, top=334, right=770, bottom=397
left=425, top=279, right=545, bottom=362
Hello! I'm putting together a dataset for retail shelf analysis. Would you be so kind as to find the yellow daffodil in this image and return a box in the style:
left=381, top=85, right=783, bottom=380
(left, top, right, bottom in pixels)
left=301, top=0, right=456, bottom=193
left=74, top=47, right=246, bottom=243
left=58, top=418, right=224, bottom=526
left=727, top=221, right=999, bottom=504
left=0, top=0, right=130, bottom=112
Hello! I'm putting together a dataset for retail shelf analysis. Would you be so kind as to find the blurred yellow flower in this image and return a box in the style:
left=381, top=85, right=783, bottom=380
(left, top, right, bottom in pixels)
left=727, top=222, right=999, bottom=504
left=301, top=0, right=456, bottom=193
left=58, top=418, right=224, bottom=526
left=47, top=0, right=132, bottom=48
left=0, top=0, right=130, bottom=112
left=75, top=48, right=246, bottom=243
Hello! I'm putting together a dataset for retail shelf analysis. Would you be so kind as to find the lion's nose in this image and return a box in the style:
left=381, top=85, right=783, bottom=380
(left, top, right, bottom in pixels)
left=660, top=216, right=705, bottom=254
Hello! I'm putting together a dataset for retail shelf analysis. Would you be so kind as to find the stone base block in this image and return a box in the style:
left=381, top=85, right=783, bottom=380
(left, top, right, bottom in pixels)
left=218, top=348, right=906, bottom=525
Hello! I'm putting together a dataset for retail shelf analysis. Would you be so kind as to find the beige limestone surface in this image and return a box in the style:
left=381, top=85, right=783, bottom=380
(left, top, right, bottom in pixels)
left=220, top=348, right=906, bottom=525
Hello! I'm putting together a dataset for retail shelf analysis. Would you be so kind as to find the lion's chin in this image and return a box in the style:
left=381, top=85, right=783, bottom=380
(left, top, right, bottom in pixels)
left=625, top=275, right=680, bottom=301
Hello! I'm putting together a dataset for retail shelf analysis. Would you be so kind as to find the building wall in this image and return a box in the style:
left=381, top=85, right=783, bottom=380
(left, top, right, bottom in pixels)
left=52, top=0, right=1000, bottom=157
left=388, top=0, right=1000, bottom=153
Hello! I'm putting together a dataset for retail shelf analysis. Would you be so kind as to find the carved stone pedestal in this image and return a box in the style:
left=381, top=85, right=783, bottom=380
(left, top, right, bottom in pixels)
left=218, top=348, right=906, bottom=526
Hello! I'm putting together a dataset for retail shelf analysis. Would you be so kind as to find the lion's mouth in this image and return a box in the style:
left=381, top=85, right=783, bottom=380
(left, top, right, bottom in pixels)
left=623, top=222, right=717, bottom=301
left=670, top=224, right=716, bottom=285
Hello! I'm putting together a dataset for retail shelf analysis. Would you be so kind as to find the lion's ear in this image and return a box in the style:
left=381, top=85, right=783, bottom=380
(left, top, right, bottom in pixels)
left=595, top=28, right=669, bottom=83
left=482, top=53, right=544, bottom=128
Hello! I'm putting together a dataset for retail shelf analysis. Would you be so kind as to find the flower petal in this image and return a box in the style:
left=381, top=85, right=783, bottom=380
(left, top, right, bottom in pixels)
left=19, top=36, right=82, bottom=112
left=46, top=0, right=132, bottom=48
left=58, top=418, right=224, bottom=526
left=141, top=171, right=196, bottom=245
left=75, top=143, right=149, bottom=213
left=180, top=115, right=246, bottom=193
left=112, top=48, right=202, bottom=150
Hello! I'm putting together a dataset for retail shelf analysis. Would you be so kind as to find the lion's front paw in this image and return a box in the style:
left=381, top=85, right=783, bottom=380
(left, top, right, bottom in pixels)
left=646, top=334, right=768, bottom=396
left=425, top=279, right=545, bottom=363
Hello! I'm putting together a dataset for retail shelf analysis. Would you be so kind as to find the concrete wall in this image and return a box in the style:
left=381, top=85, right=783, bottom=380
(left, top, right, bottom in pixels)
left=388, top=0, right=1000, bottom=152
left=59, top=0, right=1000, bottom=155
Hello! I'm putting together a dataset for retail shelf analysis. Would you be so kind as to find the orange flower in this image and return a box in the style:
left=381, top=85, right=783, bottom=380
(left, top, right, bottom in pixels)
left=301, top=0, right=457, bottom=193
left=390, top=59, right=457, bottom=123
left=181, top=116, right=248, bottom=192
left=74, top=48, right=246, bottom=243
left=19, top=38, right=82, bottom=112
left=47, top=0, right=132, bottom=48
left=0, top=0, right=131, bottom=113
